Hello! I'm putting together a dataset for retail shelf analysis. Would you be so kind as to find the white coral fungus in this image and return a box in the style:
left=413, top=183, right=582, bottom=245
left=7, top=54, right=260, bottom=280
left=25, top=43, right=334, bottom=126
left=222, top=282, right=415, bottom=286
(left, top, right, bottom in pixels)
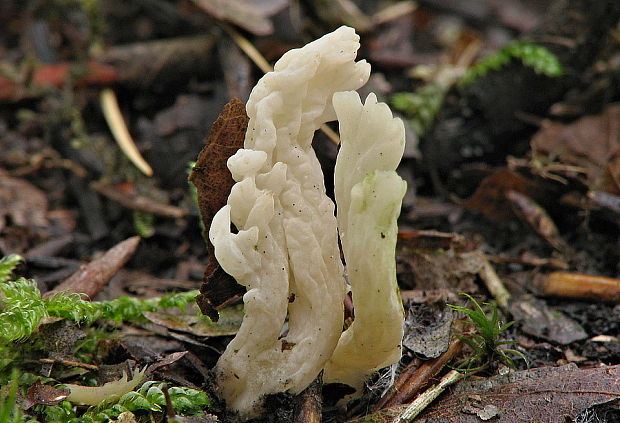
left=209, top=26, right=406, bottom=417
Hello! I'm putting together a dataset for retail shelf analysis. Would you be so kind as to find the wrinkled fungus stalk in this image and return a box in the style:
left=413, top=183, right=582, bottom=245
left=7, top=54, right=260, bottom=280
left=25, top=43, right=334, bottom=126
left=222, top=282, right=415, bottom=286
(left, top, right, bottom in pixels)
left=209, top=26, right=406, bottom=418
left=324, top=92, right=406, bottom=388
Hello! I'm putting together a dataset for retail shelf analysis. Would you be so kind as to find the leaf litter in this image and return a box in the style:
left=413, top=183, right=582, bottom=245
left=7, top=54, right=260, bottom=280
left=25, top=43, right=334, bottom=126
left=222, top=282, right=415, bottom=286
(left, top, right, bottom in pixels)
left=1, top=1, right=620, bottom=422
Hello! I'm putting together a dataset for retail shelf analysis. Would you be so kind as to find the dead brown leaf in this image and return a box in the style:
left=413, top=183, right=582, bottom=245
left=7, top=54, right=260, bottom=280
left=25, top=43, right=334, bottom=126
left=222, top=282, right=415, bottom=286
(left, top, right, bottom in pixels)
left=146, top=351, right=189, bottom=375
left=398, top=229, right=468, bottom=252
left=190, top=0, right=288, bottom=36
left=188, top=98, right=248, bottom=321
left=397, top=249, right=484, bottom=292
left=414, top=364, right=620, bottom=423
left=403, top=302, right=453, bottom=358
left=25, top=381, right=70, bottom=409
left=509, top=295, right=587, bottom=345
left=531, top=104, right=620, bottom=194
left=44, top=236, right=141, bottom=298
left=0, top=172, right=49, bottom=232
left=461, top=168, right=543, bottom=221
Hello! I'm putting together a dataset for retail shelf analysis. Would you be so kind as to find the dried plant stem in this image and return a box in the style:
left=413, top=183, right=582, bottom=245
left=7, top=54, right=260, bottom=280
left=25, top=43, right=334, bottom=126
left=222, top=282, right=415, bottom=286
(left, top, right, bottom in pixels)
left=376, top=339, right=462, bottom=410
left=219, top=22, right=271, bottom=73
left=394, top=370, right=465, bottom=423
left=293, top=373, right=323, bottom=423
left=479, top=257, right=511, bottom=310
left=539, top=271, right=620, bottom=302
left=100, top=88, right=153, bottom=176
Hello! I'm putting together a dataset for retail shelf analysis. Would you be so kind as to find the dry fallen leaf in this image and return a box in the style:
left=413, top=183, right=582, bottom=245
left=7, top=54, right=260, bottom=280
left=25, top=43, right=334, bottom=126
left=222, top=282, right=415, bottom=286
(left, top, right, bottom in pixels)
left=461, top=168, right=543, bottom=222
left=0, top=172, right=49, bottom=232
left=531, top=104, right=620, bottom=194
left=509, top=295, right=587, bottom=345
left=188, top=98, right=248, bottom=321
left=398, top=249, right=484, bottom=292
left=190, top=0, right=288, bottom=36
left=25, top=381, right=70, bottom=409
left=414, top=364, right=620, bottom=423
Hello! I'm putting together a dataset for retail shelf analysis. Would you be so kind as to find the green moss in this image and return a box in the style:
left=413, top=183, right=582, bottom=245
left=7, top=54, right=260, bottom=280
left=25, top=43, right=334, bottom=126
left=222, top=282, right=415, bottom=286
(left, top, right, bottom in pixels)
left=460, top=41, right=563, bottom=86
left=0, top=274, right=199, bottom=342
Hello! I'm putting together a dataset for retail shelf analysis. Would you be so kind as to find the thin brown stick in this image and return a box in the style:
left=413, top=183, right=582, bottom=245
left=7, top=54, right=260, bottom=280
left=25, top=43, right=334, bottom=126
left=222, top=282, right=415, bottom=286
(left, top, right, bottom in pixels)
left=478, top=257, right=511, bottom=311
left=39, top=358, right=99, bottom=371
left=90, top=181, right=186, bottom=219
left=293, top=373, right=323, bottom=423
left=44, top=236, right=140, bottom=298
left=375, top=339, right=462, bottom=410
left=537, top=271, right=620, bottom=302
left=393, top=370, right=465, bottom=422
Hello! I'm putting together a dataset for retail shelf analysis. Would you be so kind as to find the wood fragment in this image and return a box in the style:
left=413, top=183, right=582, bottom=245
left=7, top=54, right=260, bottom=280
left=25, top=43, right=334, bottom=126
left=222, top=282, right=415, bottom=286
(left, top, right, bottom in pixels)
left=394, top=370, right=465, bottom=422
left=506, top=190, right=566, bottom=251
left=90, top=181, right=186, bottom=218
left=38, top=358, right=99, bottom=371
left=488, top=253, right=569, bottom=270
left=44, top=236, right=140, bottom=298
left=293, top=373, right=323, bottom=423
left=536, top=271, right=620, bottom=302
left=588, top=190, right=620, bottom=223
left=375, top=339, right=462, bottom=410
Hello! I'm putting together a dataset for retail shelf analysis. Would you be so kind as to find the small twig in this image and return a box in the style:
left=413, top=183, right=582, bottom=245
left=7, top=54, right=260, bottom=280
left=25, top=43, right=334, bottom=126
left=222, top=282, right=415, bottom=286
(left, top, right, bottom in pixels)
left=44, top=236, right=141, bottom=298
left=478, top=257, right=511, bottom=311
left=100, top=88, right=153, bottom=176
left=375, top=339, right=462, bottom=410
left=535, top=271, right=620, bottom=303
left=372, top=1, right=417, bottom=26
left=293, top=373, right=323, bottom=423
left=487, top=254, right=568, bottom=270
left=90, top=180, right=186, bottom=219
left=162, top=383, right=176, bottom=419
left=219, top=22, right=271, bottom=73
left=394, top=370, right=465, bottom=422
left=39, top=358, right=99, bottom=371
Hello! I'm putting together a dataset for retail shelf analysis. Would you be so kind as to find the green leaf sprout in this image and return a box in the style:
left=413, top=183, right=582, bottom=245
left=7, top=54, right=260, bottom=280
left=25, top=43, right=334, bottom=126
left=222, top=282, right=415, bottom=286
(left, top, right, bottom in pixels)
left=448, top=293, right=526, bottom=373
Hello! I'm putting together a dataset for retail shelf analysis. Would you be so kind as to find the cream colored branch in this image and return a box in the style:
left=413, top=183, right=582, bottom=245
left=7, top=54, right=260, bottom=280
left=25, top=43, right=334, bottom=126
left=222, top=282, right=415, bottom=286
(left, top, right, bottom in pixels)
left=100, top=88, right=153, bottom=176
left=395, top=370, right=465, bottom=422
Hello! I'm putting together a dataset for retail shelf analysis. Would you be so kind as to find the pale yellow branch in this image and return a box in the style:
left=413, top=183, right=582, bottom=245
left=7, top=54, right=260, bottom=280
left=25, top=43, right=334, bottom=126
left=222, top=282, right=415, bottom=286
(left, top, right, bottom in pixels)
left=100, top=88, right=153, bottom=176
left=395, top=370, right=465, bottom=422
